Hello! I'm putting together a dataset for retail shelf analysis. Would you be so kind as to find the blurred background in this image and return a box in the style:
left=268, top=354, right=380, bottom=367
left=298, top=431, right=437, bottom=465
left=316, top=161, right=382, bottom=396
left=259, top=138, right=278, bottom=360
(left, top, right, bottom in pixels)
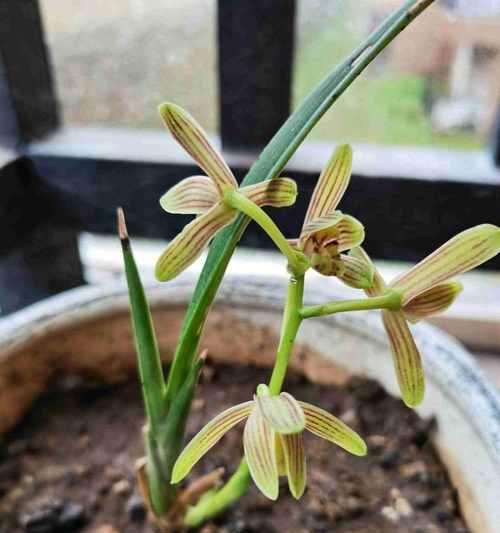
left=1, top=0, right=500, bottom=378
left=40, top=0, right=500, bottom=149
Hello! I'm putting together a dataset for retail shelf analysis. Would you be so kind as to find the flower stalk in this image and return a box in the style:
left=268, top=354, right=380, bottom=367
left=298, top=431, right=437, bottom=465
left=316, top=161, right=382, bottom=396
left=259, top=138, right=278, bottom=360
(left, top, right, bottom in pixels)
left=119, top=0, right=446, bottom=528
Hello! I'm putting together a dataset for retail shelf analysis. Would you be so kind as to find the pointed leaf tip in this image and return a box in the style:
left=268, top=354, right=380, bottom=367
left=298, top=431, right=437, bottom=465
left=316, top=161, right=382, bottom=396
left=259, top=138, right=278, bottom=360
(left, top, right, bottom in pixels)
left=117, top=207, right=128, bottom=242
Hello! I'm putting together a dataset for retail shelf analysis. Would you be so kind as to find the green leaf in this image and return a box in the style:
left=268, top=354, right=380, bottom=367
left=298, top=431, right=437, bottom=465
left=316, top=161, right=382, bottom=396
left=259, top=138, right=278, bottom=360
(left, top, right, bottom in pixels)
left=118, top=208, right=165, bottom=432
left=300, top=401, right=367, bottom=456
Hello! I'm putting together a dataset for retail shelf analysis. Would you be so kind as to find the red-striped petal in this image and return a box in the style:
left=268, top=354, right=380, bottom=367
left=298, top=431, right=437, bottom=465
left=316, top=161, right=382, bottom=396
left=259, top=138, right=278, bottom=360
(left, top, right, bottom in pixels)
left=391, top=224, right=500, bottom=305
left=160, top=175, right=219, bottom=214
left=303, top=144, right=352, bottom=226
left=171, top=401, right=254, bottom=483
left=279, top=433, right=306, bottom=499
left=403, top=281, right=463, bottom=323
left=155, top=202, right=237, bottom=281
left=300, top=402, right=367, bottom=456
left=159, top=103, right=238, bottom=192
left=240, top=178, right=297, bottom=208
left=244, top=409, right=279, bottom=500
left=255, top=392, right=306, bottom=435
left=382, top=310, right=425, bottom=407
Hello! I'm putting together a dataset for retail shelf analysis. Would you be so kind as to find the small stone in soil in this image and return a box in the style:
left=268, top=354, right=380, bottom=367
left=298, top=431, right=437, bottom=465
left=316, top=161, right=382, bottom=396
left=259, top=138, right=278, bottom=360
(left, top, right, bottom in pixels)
left=414, top=493, right=436, bottom=510
left=126, top=493, right=146, bottom=522
left=20, top=500, right=63, bottom=533
left=20, top=500, right=85, bottom=533
left=379, top=449, right=400, bottom=469
left=58, top=502, right=86, bottom=530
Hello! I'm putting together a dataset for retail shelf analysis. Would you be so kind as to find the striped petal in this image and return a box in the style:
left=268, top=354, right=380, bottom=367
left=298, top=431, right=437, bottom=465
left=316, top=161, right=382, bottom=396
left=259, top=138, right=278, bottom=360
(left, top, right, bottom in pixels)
left=403, top=281, right=463, bottom=323
left=382, top=310, right=425, bottom=408
left=391, top=224, right=500, bottom=305
left=171, top=401, right=254, bottom=483
left=300, top=211, right=344, bottom=239
left=279, top=433, right=306, bottom=499
left=350, top=247, right=386, bottom=297
left=159, top=102, right=238, bottom=192
left=303, top=144, right=353, bottom=226
left=244, top=409, right=279, bottom=500
left=302, top=214, right=365, bottom=253
left=335, top=253, right=375, bottom=289
left=255, top=391, right=306, bottom=435
left=240, top=178, right=297, bottom=208
left=155, top=202, right=237, bottom=281
left=160, top=176, right=219, bottom=214
left=300, top=402, right=367, bottom=456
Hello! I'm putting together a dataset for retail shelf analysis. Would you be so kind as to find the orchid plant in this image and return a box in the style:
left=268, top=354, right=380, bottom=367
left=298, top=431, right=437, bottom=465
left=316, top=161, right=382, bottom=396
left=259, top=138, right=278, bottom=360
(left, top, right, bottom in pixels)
left=117, top=1, right=500, bottom=530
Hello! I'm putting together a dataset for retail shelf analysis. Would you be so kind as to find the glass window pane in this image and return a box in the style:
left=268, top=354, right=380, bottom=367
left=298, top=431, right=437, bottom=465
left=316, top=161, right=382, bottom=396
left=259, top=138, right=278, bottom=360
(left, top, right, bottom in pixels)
left=294, top=0, right=500, bottom=149
left=40, top=0, right=217, bottom=132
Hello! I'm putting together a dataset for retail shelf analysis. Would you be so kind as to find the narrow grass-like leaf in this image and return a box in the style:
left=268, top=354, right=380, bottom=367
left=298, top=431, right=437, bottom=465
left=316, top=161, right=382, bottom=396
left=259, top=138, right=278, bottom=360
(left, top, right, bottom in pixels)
left=391, top=224, right=500, bottom=305
left=300, top=402, right=367, bottom=456
left=160, top=176, right=219, bottom=214
left=279, top=433, right=307, bottom=499
left=240, top=178, right=297, bottom=208
left=382, top=310, right=425, bottom=407
left=255, top=392, right=306, bottom=435
left=303, top=144, right=352, bottom=226
left=243, top=409, right=279, bottom=500
left=172, top=401, right=253, bottom=484
left=403, top=281, right=463, bottom=323
left=118, top=208, right=165, bottom=432
left=159, top=103, right=237, bottom=193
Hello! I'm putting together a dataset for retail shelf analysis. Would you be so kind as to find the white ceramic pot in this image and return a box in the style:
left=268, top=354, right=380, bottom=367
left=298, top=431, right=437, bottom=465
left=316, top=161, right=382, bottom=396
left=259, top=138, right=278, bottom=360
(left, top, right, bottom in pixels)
left=0, top=274, right=498, bottom=532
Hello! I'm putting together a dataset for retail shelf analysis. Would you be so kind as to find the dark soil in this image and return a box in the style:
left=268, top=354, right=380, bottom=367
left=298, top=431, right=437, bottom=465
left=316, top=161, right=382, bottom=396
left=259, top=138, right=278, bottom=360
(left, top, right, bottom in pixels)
left=0, top=362, right=469, bottom=533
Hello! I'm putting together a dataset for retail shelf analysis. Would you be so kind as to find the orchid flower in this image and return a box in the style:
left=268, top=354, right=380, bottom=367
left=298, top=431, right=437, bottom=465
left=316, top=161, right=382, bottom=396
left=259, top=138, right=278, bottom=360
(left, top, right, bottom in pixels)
left=291, top=145, right=373, bottom=289
left=171, top=384, right=366, bottom=500
left=352, top=223, right=500, bottom=407
left=155, top=103, right=297, bottom=281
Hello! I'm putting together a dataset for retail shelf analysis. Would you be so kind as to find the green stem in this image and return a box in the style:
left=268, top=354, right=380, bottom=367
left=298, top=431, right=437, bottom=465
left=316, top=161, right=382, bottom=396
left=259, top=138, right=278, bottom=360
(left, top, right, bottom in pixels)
left=224, top=190, right=308, bottom=275
left=163, top=0, right=436, bottom=409
left=269, top=275, right=305, bottom=393
left=300, top=290, right=401, bottom=319
left=184, top=276, right=305, bottom=527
